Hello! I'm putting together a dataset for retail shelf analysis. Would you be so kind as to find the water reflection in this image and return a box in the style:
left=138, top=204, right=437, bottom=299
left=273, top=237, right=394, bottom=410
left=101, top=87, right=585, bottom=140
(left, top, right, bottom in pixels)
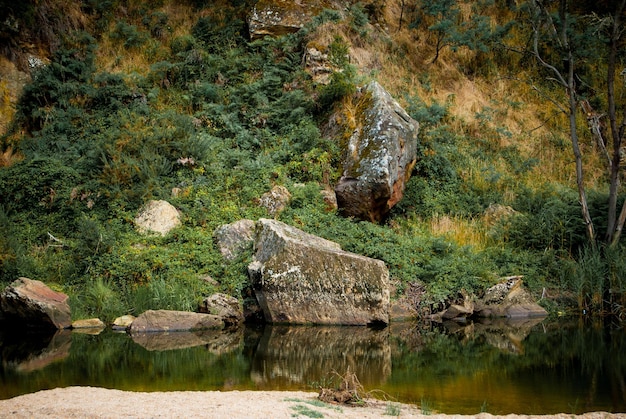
left=250, top=325, right=390, bottom=388
left=0, top=320, right=624, bottom=414
left=0, top=329, right=71, bottom=372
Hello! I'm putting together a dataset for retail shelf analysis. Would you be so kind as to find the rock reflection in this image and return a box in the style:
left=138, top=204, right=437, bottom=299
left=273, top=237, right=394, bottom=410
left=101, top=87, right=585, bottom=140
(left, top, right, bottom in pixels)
left=0, top=329, right=71, bottom=372
left=251, top=325, right=390, bottom=388
left=131, top=328, right=243, bottom=353
left=441, top=317, right=546, bottom=354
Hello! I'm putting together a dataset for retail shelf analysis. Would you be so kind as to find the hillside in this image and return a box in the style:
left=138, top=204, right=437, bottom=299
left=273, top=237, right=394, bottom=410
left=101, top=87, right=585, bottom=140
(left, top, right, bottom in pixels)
left=0, top=0, right=624, bottom=321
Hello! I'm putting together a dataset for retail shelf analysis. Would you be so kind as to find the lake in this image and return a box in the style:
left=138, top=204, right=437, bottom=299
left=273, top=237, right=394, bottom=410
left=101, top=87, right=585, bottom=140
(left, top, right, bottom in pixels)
left=1, top=317, right=624, bottom=415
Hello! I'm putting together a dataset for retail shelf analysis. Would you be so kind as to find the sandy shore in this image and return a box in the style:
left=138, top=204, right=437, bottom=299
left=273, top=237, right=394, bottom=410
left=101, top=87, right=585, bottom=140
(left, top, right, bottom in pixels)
left=0, top=387, right=623, bottom=419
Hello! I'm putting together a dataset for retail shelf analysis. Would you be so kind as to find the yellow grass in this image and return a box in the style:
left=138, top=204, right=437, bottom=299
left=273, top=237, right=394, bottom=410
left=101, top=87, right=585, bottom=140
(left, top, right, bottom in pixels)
left=429, top=214, right=489, bottom=249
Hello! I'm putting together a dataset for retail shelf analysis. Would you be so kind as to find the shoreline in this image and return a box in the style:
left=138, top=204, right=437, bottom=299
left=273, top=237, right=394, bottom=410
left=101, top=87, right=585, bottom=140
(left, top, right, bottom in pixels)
left=0, top=387, right=622, bottom=418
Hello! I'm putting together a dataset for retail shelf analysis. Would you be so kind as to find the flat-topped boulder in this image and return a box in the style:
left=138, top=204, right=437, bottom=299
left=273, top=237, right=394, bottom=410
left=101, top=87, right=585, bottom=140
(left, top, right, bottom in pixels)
left=248, top=219, right=390, bottom=325
left=129, top=310, right=224, bottom=333
left=0, top=278, right=71, bottom=330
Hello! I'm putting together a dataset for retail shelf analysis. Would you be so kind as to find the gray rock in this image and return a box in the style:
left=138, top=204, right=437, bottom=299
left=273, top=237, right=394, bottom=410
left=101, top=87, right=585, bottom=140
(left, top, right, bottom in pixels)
left=258, top=185, right=291, bottom=217
left=134, top=200, right=181, bottom=236
left=476, top=277, right=548, bottom=319
left=213, top=219, right=256, bottom=261
left=248, top=218, right=390, bottom=325
left=0, top=278, right=71, bottom=329
left=129, top=310, right=224, bottom=333
left=198, top=293, right=244, bottom=327
left=335, top=81, right=419, bottom=222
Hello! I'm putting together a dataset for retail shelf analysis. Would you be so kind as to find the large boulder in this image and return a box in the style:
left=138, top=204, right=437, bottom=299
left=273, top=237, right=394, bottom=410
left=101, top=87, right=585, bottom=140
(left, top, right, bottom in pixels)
left=213, top=219, right=256, bottom=261
left=134, top=200, right=181, bottom=236
left=248, top=0, right=339, bottom=40
left=0, top=278, right=71, bottom=330
left=129, top=310, right=224, bottom=333
left=248, top=218, right=390, bottom=325
left=335, top=81, right=419, bottom=222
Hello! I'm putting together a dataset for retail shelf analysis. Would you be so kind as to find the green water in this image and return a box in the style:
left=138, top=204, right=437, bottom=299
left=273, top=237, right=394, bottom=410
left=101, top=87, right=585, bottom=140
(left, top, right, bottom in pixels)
left=1, top=318, right=624, bottom=415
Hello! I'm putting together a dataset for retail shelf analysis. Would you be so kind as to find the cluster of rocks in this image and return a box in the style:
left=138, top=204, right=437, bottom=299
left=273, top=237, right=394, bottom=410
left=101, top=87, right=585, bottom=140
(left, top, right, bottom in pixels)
left=0, top=216, right=547, bottom=334
left=429, top=276, right=548, bottom=322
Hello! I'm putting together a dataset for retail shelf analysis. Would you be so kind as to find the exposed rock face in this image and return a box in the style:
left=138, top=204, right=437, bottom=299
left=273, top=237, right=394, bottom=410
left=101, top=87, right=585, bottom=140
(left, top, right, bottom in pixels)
left=129, top=310, right=224, bottom=333
left=134, top=200, right=181, bottom=236
left=248, top=0, right=332, bottom=40
left=258, top=185, right=291, bottom=217
left=303, top=47, right=333, bottom=84
left=213, top=219, right=256, bottom=261
left=0, top=278, right=71, bottom=329
left=198, top=293, right=244, bottom=328
left=248, top=218, right=390, bottom=325
left=335, top=81, right=419, bottom=222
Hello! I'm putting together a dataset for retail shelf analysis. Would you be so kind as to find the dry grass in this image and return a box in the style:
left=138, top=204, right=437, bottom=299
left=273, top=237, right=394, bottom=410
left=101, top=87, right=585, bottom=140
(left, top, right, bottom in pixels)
left=0, top=147, right=23, bottom=168
left=318, top=369, right=368, bottom=405
left=429, top=214, right=489, bottom=249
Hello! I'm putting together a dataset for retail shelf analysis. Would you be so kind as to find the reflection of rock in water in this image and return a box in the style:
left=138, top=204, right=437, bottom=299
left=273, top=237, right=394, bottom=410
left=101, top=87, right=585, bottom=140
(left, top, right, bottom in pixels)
left=443, top=317, right=545, bottom=354
left=250, top=326, right=390, bottom=388
left=0, top=329, right=71, bottom=372
left=131, top=328, right=243, bottom=353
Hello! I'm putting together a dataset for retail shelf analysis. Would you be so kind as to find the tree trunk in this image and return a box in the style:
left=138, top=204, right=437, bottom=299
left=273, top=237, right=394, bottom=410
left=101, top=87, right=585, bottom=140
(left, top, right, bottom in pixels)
left=606, top=0, right=626, bottom=244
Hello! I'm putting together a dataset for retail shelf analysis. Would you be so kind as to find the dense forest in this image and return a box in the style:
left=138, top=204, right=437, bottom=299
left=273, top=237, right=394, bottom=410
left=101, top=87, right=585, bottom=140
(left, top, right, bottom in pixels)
left=1, top=0, right=625, bottom=322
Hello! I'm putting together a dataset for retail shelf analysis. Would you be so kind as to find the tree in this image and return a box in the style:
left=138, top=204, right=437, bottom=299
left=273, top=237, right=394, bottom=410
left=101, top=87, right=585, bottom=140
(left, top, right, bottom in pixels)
left=516, top=0, right=626, bottom=246
left=412, top=0, right=501, bottom=63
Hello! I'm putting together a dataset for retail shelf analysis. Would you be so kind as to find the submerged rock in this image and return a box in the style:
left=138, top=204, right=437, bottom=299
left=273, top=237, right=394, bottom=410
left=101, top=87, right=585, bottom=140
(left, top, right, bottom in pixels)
left=248, top=218, right=390, bottom=325
left=0, top=278, right=71, bottom=330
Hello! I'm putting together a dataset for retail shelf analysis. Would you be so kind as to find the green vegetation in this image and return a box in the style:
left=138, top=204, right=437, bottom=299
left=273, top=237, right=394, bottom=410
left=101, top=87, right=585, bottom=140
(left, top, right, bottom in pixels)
left=0, top=0, right=625, bottom=321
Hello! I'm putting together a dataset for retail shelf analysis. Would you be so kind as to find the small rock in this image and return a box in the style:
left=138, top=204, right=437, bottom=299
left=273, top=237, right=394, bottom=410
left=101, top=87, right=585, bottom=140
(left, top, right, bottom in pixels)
left=134, top=200, right=181, bottom=236
left=72, top=318, right=105, bottom=329
left=112, top=315, right=135, bottom=331
left=198, top=293, right=244, bottom=328
left=258, top=185, right=291, bottom=217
